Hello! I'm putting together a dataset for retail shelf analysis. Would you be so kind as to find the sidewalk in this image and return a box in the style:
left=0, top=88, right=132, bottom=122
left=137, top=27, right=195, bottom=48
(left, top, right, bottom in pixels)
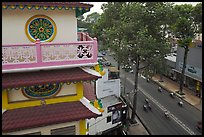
left=127, top=107, right=149, bottom=135
left=152, top=74, right=202, bottom=111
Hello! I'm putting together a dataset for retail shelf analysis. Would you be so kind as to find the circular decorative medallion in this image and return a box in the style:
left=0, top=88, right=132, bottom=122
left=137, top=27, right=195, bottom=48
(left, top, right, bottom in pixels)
left=22, top=83, right=61, bottom=99
left=25, top=15, right=57, bottom=42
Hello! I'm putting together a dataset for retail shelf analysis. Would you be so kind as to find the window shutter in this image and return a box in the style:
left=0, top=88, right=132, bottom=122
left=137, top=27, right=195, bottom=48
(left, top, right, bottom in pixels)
left=51, top=125, right=76, bottom=135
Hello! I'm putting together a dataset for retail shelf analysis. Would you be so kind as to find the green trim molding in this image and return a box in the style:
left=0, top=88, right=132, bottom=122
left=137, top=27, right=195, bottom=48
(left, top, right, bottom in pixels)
left=2, top=5, right=91, bottom=17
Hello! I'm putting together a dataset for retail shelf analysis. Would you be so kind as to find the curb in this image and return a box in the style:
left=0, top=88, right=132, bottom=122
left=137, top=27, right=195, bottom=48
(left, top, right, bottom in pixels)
left=121, top=95, right=151, bottom=135
left=151, top=78, right=202, bottom=112
left=152, top=79, right=184, bottom=98
left=127, top=101, right=151, bottom=135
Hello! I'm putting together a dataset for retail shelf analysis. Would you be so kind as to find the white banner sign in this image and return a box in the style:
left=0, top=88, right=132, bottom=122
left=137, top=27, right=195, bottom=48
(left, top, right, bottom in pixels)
left=96, top=79, right=120, bottom=99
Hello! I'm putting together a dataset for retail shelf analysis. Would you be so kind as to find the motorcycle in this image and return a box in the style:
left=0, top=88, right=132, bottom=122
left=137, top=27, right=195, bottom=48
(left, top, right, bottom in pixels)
left=169, top=93, right=175, bottom=98
left=148, top=104, right=152, bottom=111
left=164, top=111, right=170, bottom=118
left=178, top=101, right=183, bottom=107
left=158, top=87, right=162, bottom=92
left=145, top=98, right=149, bottom=104
left=144, top=99, right=152, bottom=111
left=143, top=104, right=148, bottom=111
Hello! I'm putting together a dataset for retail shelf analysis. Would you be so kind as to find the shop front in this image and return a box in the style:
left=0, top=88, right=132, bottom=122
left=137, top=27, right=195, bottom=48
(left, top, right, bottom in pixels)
left=172, top=69, right=202, bottom=97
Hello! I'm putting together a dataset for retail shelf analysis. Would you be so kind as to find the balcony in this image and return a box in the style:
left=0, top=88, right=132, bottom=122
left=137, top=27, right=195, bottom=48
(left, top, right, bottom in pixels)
left=2, top=32, right=98, bottom=73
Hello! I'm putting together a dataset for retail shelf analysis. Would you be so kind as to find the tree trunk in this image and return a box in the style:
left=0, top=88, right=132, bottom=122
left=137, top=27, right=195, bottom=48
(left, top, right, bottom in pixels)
left=118, top=60, right=120, bottom=77
left=159, top=74, right=163, bottom=82
left=179, top=46, right=189, bottom=94
left=131, top=55, right=140, bottom=123
left=117, top=41, right=121, bottom=77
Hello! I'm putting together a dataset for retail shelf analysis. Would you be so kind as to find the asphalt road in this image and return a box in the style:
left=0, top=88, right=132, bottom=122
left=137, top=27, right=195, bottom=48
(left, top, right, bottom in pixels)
left=103, top=52, right=202, bottom=135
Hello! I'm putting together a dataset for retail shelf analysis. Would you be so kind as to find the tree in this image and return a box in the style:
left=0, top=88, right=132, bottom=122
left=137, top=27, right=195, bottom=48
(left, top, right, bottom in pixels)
left=108, top=2, right=171, bottom=123
left=77, top=15, right=89, bottom=32
left=77, top=12, right=101, bottom=35
left=140, top=2, right=174, bottom=82
left=91, top=2, right=172, bottom=123
left=91, top=2, right=128, bottom=71
left=192, top=3, right=202, bottom=33
left=170, top=3, right=201, bottom=94
left=85, top=12, right=100, bottom=23
left=101, top=2, right=127, bottom=72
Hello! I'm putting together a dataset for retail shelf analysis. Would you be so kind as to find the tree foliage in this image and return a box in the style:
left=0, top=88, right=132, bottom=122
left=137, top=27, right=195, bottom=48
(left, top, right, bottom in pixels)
left=192, top=3, right=202, bottom=33
left=89, top=2, right=202, bottom=94
left=85, top=12, right=100, bottom=23
left=88, top=2, right=202, bottom=120
left=170, top=3, right=202, bottom=94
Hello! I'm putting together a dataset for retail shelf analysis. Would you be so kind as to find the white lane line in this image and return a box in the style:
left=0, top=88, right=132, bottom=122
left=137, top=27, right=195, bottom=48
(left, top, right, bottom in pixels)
left=140, top=89, right=195, bottom=135
left=125, top=77, right=196, bottom=135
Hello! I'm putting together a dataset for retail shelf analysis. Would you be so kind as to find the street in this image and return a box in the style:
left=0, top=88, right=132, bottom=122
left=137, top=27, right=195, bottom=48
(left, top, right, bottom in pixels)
left=104, top=52, right=202, bottom=135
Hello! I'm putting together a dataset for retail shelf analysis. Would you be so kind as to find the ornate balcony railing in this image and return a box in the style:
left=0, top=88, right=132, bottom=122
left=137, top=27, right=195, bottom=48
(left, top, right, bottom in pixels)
left=2, top=33, right=98, bottom=73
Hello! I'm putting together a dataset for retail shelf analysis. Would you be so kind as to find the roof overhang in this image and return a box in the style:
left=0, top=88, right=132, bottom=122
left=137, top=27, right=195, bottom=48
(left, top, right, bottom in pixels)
left=2, top=101, right=101, bottom=133
left=2, top=2, right=93, bottom=17
left=2, top=67, right=101, bottom=89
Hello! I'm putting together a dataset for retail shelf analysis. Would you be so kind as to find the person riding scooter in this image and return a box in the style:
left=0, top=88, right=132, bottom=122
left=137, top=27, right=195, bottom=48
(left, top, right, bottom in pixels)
left=158, top=86, right=162, bottom=92
left=145, top=98, right=149, bottom=104
left=164, top=111, right=170, bottom=118
left=178, top=100, right=183, bottom=107
left=169, top=93, right=175, bottom=98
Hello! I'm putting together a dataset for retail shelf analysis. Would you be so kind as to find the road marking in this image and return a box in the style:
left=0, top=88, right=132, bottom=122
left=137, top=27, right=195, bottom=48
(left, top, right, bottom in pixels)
left=124, top=77, right=196, bottom=135
left=140, top=75, right=146, bottom=79
left=140, top=89, right=195, bottom=135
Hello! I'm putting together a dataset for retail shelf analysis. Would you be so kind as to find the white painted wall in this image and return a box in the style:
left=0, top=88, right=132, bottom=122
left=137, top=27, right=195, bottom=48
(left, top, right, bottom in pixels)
left=8, top=83, right=77, bottom=103
left=2, top=8, right=77, bottom=44
left=196, top=33, right=202, bottom=41
left=96, top=68, right=121, bottom=99
left=6, top=121, right=79, bottom=135
left=88, top=97, right=122, bottom=135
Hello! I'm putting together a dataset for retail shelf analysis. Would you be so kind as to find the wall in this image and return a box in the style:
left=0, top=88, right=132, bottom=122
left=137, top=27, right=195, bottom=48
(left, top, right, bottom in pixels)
left=195, top=33, right=202, bottom=41
left=88, top=96, right=123, bottom=135
left=8, top=83, right=76, bottom=103
left=6, top=121, right=80, bottom=135
left=2, top=82, right=83, bottom=110
left=175, top=46, right=202, bottom=81
left=96, top=68, right=120, bottom=99
left=2, top=8, right=77, bottom=44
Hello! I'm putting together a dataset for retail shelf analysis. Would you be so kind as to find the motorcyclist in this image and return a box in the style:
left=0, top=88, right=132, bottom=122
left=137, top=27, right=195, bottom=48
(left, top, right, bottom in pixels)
left=145, top=98, right=149, bottom=104
left=170, top=93, right=174, bottom=98
left=178, top=100, right=183, bottom=106
left=164, top=111, right=169, bottom=117
left=158, top=86, right=162, bottom=92
left=148, top=103, right=151, bottom=110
